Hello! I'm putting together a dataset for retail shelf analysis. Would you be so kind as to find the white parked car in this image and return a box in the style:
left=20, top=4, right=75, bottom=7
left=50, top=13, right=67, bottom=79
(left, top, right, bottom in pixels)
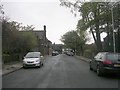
left=23, top=52, right=43, bottom=68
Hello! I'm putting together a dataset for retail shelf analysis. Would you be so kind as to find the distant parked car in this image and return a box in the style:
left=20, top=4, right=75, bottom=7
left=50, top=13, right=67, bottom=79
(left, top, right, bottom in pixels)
left=66, top=51, right=74, bottom=56
left=23, top=52, right=43, bottom=68
left=90, top=52, right=120, bottom=76
left=52, top=51, right=59, bottom=56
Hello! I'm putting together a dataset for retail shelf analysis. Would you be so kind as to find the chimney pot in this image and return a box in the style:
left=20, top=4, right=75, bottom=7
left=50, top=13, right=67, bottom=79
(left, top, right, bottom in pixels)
left=44, top=25, right=46, bottom=31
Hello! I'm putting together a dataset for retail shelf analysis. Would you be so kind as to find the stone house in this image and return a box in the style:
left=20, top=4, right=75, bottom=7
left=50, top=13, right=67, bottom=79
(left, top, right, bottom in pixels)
left=20, top=25, right=52, bottom=56
left=32, top=25, right=52, bottom=56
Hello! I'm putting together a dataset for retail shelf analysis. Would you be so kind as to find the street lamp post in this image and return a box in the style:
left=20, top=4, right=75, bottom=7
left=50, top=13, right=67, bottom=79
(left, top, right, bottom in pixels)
left=75, top=37, right=77, bottom=56
left=110, top=2, right=119, bottom=53
left=111, top=6, right=116, bottom=53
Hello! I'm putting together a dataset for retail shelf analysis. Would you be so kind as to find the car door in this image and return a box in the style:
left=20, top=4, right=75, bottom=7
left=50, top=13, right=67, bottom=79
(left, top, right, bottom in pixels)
left=95, top=53, right=104, bottom=70
left=91, top=53, right=99, bottom=70
left=91, top=56, right=96, bottom=70
left=93, top=53, right=102, bottom=71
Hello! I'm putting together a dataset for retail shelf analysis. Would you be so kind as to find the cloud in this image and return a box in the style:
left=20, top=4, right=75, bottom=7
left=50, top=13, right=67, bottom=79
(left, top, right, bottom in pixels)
left=1, top=0, right=58, bottom=3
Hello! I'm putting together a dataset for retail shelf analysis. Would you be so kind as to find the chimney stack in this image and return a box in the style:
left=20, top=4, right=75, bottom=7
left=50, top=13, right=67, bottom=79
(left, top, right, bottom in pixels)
left=43, top=25, right=46, bottom=44
left=44, top=25, right=46, bottom=32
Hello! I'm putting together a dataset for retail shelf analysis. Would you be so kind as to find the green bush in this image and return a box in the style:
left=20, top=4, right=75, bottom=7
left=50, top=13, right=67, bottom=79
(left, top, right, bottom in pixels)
left=3, top=54, right=21, bottom=63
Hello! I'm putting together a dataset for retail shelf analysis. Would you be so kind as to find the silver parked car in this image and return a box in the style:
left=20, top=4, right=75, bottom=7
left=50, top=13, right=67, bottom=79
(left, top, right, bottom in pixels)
left=66, top=51, right=74, bottom=56
left=23, top=52, right=43, bottom=68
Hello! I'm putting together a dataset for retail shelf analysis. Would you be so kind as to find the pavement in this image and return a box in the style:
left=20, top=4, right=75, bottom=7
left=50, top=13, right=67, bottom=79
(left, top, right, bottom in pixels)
left=75, top=55, right=92, bottom=62
left=2, top=55, right=50, bottom=76
left=2, top=61, right=23, bottom=76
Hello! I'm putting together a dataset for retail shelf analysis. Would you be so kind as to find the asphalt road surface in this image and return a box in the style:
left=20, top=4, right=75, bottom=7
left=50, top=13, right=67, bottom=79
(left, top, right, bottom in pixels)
left=2, top=54, right=120, bottom=88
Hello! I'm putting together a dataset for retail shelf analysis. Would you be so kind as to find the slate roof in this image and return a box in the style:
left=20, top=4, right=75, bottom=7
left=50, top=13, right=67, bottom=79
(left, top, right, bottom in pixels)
left=20, top=30, right=52, bottom=44
left=32, top=30, right=45, bottom=40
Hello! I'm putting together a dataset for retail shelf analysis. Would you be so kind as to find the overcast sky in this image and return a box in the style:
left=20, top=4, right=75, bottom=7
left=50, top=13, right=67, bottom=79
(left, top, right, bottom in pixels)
left=2, top=0, right=82, bottom=44
left=2, top=0, right=107, bottom=44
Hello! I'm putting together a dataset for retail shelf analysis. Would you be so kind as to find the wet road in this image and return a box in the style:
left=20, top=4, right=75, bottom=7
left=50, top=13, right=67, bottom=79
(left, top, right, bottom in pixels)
left=2, top=54, right=120, bottom=88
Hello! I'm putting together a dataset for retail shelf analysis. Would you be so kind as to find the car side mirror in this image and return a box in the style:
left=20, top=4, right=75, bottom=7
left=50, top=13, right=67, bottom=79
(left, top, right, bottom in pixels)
left=91, top=56, right=94, bottom=59
left=93, top=57, right=96, bottom=59
left=89, top=59, right=92, bottom=62
left=22, top=57, right=25, bottom=59
left=41, top=56, right=43, bottom=58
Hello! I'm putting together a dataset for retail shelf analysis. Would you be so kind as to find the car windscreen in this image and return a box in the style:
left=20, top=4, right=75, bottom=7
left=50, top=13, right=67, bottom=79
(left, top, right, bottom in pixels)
left=107, top=53, right=120, bottom=61
left=25, top=53, right=40, bottom=58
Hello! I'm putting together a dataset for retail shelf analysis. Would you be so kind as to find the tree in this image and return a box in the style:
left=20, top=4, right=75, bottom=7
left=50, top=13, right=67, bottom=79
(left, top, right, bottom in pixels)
left=60, top=1, right=103, bottom=51
left=61, top=30, right=88, bottom=55
left=77, top=2, right=106, bottom=52
left=76, top=25, right=90, bottom=55
left=1, top=5, right=39, bottom=63
left=20, top=31, right=38, bottom=52
left=2, top=19, right=38, bottom=54
left=0, top=4, right=4, bottom=22
left=60, top=1, right=120, bottom=52
left=61, top=30, right=77, bottom=50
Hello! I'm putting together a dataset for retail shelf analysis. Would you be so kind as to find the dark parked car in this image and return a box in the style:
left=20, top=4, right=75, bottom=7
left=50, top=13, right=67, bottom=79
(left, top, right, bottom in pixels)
left=90, top=52, right=120, bottom=76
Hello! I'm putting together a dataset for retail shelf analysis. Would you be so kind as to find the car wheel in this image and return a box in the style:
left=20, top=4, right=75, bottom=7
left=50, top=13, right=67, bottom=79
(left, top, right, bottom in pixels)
left=96, top=65, right=103, bottom=76
left=89, top=62, right=93, bottom=70
left=38, top=64, right=41, bottom=68
left=90, top=64, right=93, bottom=70
left=38, top=65, right=40, bottom=68
left=23, top=66, right=26, bottom=69
left=40, top=62, right=43, bottom=67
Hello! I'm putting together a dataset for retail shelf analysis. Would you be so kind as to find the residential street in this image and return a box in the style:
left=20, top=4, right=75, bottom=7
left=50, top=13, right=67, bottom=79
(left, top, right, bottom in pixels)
left=2, top=54, right=120, bottom=88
